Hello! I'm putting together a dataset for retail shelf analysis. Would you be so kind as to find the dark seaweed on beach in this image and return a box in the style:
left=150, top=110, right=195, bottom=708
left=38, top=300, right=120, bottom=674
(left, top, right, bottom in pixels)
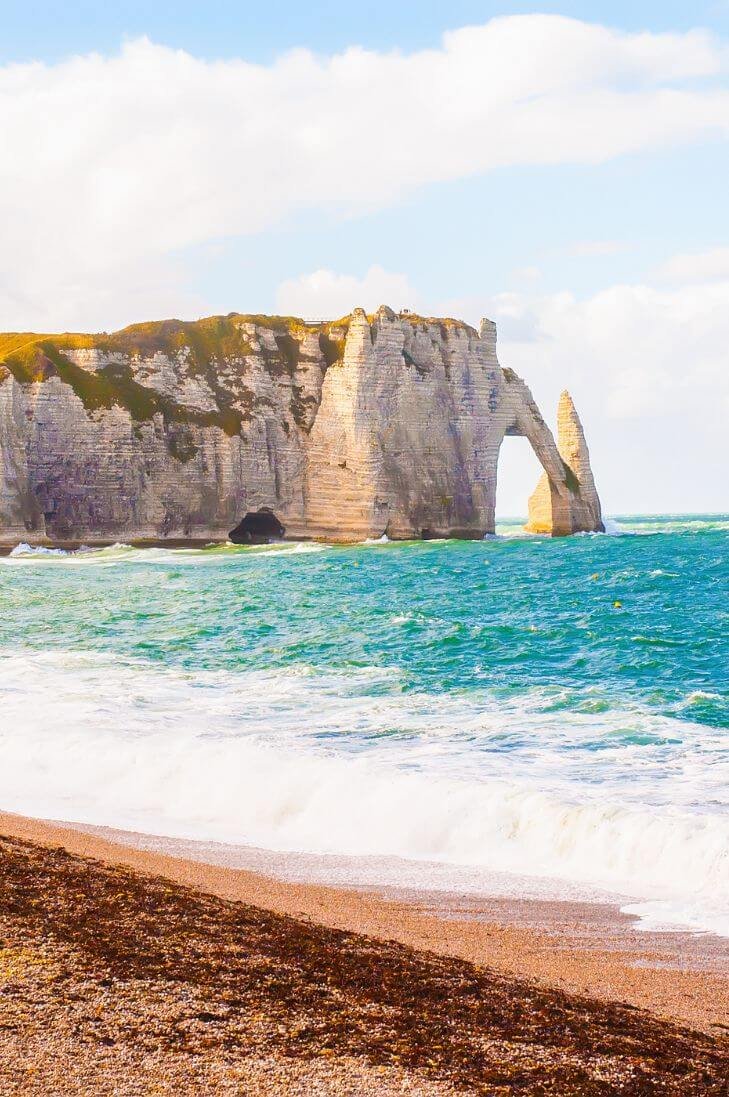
left=0, top=833, right=727, bottom=1095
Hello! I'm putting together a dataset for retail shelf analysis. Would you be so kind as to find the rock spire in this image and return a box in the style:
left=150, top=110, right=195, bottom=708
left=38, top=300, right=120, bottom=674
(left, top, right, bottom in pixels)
left=526, top=391, right=604, bottom=535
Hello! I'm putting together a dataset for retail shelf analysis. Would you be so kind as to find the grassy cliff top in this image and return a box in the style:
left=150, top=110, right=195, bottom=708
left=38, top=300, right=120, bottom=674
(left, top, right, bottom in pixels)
left=0, top=308, right=478, bottom=363
left=393, top=313, right=479, bottom=336
left=0, top=310, right=479, bottom=435
left=0, top=314, right=351, bottom=436
left=0, top=312, right=349, bottom=363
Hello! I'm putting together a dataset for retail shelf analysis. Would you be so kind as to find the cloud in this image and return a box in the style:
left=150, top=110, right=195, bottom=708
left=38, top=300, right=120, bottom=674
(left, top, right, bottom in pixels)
left=2, top=16, right=729, bottom=329
left=656, top=245, right=729, bottom=282
left=442, top=278, right=729, bottom=512
left=276, top=266, right=418, bottom=318
left=461, top=280, right=729, bottom=417
left=277, top=261, right=729, bottom=511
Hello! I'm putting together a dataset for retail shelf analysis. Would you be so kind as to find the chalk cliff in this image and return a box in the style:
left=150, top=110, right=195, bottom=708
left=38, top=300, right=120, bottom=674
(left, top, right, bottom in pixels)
left=0, top=307, right=602, bottom=544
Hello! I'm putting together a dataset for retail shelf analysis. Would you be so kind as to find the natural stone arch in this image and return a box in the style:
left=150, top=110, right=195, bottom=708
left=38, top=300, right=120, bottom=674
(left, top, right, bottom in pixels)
left=498, top=374, right=603, bottom=536
left=301, top=306, right=604, bottom=541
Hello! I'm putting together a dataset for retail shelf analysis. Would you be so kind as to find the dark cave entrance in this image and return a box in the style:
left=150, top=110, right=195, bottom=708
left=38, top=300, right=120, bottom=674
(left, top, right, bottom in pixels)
left=229, top=508, right=286, bottom=544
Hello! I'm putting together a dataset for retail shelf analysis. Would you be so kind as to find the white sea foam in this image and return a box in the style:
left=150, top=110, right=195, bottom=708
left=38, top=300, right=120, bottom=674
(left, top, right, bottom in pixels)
left=620, top=899, right=729, bottom=937
left=2, top=539, right=330, bottom=567
left=7, top=541, right=133, bottom=561
left=684, top=690, right=722, bottom=703
left=285, top=541, right=328, bottom=553
left=9, top=542, right=69, bottom=556
left=1, top=649, right=727, bottom=935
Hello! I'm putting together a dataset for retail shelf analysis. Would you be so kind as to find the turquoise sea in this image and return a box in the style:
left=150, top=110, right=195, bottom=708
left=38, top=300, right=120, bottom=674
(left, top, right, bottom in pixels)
left=1, top=515, right=727, bottom=934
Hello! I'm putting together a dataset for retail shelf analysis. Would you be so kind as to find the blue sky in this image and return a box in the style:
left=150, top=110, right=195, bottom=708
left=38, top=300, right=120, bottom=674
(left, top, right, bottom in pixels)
left=2, top=2, right=728, bottom=513
left=4, top=1, right=729, bottom=61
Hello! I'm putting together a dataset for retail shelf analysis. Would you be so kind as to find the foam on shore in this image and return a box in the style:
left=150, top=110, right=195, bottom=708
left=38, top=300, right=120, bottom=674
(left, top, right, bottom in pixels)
left=1, top=648, right=727, bottom=936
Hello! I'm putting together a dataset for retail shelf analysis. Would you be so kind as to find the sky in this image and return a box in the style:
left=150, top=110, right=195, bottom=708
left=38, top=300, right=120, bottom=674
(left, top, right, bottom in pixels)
left=2, top=1, right=729, bottom=516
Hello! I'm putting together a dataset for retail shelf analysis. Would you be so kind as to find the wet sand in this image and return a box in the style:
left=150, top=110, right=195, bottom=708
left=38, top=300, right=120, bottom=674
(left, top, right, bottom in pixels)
left=1, top=810, right=727, bottom=1040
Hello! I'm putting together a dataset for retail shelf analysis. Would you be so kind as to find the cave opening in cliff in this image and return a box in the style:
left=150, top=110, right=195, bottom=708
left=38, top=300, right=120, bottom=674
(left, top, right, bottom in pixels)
left=228, top=508, right=286, bottom=544
left=495, top=437, right=543, bottom=528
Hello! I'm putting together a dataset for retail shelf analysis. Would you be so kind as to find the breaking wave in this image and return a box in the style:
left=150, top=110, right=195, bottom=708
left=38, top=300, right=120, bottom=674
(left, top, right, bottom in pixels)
left=4, top=540, right=328, bottom=566
left=2, top=515, right=727, bottom=935
left=1, top=650, right=726, bottom=935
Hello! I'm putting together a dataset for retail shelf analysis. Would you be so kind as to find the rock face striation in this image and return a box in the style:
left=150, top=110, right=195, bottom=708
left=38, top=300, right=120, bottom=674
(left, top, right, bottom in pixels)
left=0, top=307, right=603, bottom=544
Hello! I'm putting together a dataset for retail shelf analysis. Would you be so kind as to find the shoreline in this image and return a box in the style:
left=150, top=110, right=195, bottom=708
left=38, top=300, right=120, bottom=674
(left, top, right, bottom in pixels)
left=2, top=809, right=727, bottom=1036
left=4, top=819, right=727, bottom=1095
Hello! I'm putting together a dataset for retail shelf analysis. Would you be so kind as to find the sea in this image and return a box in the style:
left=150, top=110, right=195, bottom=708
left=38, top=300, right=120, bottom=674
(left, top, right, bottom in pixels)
left=1, top=514, right=727, bottom=936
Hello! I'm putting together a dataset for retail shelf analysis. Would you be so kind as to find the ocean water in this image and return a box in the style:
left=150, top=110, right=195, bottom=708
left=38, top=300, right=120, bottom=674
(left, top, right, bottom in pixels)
left=1, top=515, right=727, bottom=935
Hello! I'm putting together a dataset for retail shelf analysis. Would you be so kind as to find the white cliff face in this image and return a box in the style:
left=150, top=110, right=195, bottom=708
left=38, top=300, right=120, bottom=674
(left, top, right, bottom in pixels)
left=303, top=308, right=502, bottom=539
left=0, top=375, right=46, bottom=539
left=0, top=309, right=603, bottom=543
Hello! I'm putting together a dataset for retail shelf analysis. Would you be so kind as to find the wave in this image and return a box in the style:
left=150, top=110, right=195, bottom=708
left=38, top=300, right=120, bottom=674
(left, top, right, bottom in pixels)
left=3, top=539, right=328, bottom=566
left=8, top=541, right=132, bottom=559
left=10, top=542, right=73, bottom=557
left=1, top=649, right=726, bottom=935
left=4, top=514, right=727, bottom=564
left=611, top=514, right=729, bottom=536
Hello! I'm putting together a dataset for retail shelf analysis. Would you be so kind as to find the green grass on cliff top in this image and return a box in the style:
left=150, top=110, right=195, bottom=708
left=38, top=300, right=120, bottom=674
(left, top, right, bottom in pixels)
left=0, top=309, right=475, bottom=362
left=0, top=311, right=476, bottom=432
left=0, top=314, right=352, bottom=433
left=0, top=312, right=347, bottom=361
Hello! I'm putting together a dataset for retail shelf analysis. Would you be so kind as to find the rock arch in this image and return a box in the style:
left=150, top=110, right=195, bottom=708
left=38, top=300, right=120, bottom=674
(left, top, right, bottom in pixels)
left=499, top=374, right=603, bottom=536
left=300, top=306, right=604, bottom=541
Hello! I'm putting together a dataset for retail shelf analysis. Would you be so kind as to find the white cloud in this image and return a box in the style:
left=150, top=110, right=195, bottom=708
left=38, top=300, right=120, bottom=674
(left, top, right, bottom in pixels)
left=277, top=262, right=729, bottom=511
left=443, top=279, right=729, bottom=512
left=449, top=280, right=729, bottom=416
left=2, top=16, right=729, bottom=329
left=276, top=266, right=418, bottom=319
left=656, top=245, right=729, bottom=282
